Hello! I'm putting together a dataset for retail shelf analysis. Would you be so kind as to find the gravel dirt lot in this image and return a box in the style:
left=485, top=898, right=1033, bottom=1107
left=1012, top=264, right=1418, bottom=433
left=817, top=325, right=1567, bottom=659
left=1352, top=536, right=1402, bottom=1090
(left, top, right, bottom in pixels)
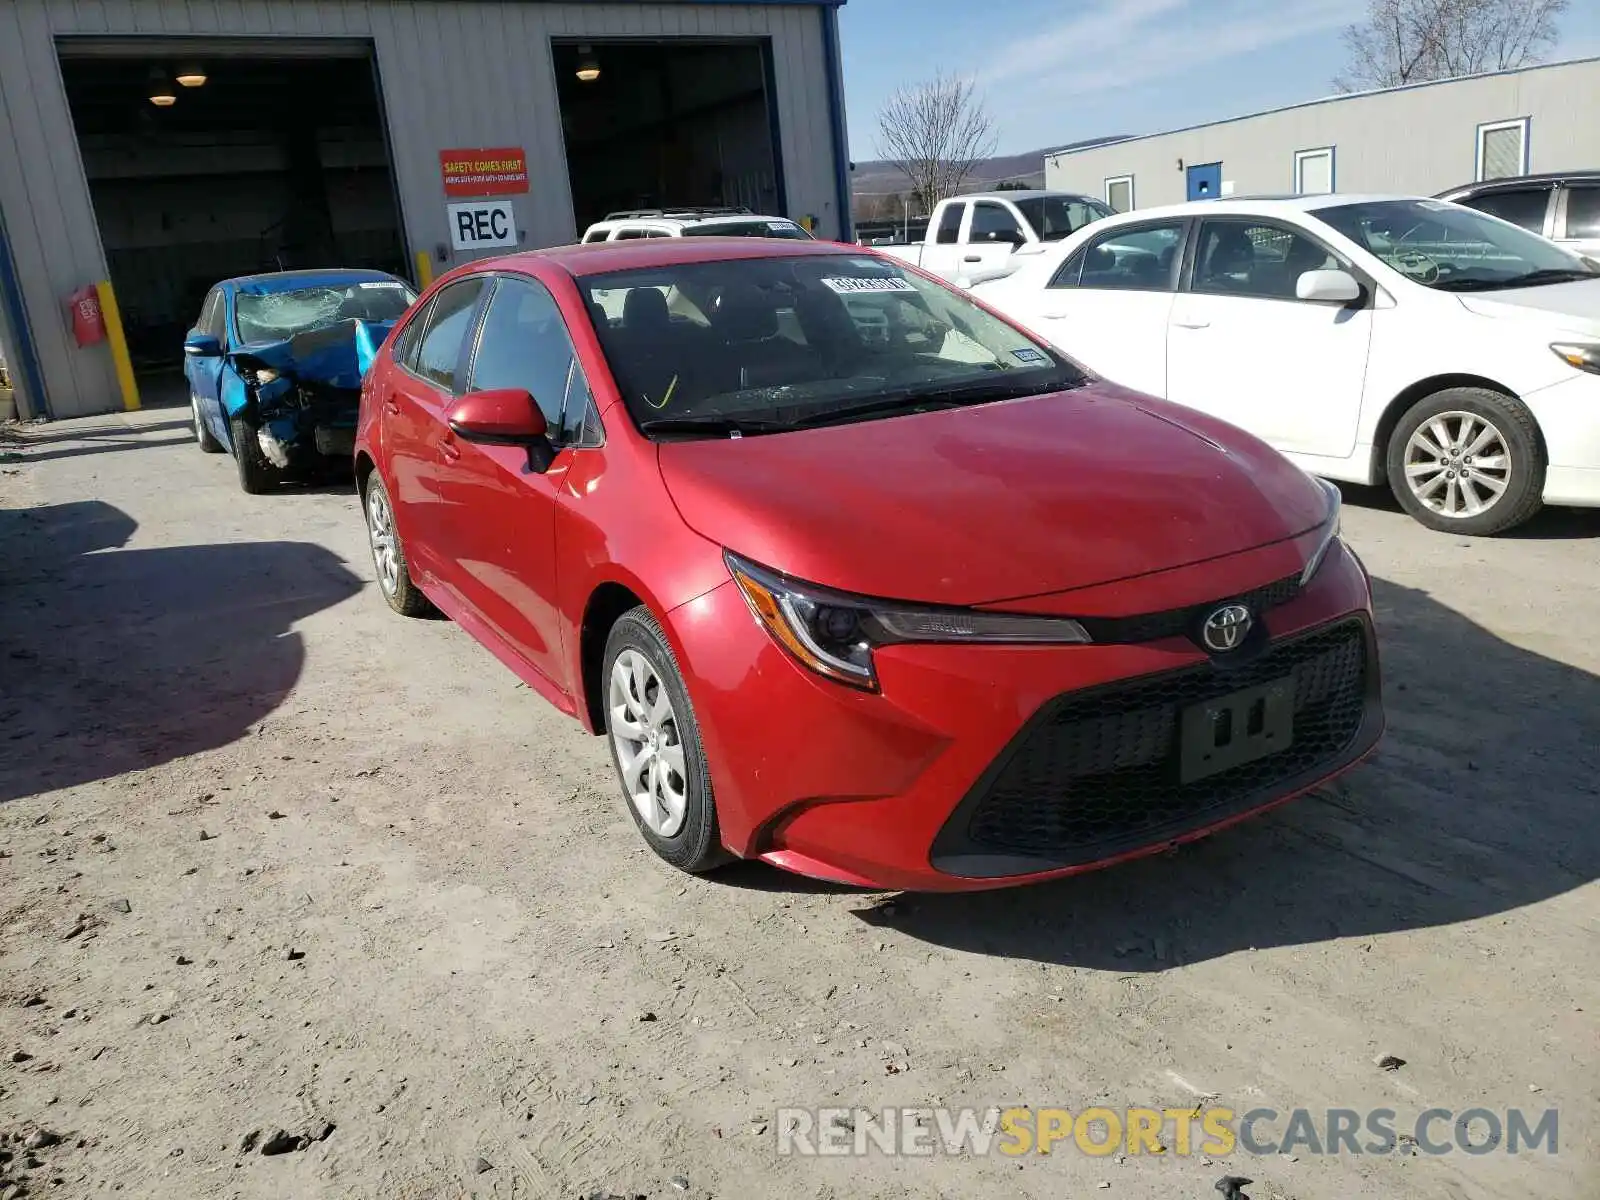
left=2, top=407, right=1598, bottom=1200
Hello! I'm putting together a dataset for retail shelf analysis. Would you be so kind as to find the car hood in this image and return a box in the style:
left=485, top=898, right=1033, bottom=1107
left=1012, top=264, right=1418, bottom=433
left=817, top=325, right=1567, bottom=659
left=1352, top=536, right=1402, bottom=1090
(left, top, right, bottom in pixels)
left=230, top=318, right=398, bottom=391
left=1455, top=278, right=1600, bottom=336
left=656, top=382, right=1329, bottom=606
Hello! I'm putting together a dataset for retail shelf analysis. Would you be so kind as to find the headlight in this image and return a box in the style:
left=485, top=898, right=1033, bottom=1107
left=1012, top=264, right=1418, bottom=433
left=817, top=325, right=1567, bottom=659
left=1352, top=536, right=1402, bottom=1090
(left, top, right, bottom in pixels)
left=254, top=368, right=281, bottom=385
left=1299, top=476, right=1343, bottom=586
left=1551, top=343, right=1600, bottom=375
left=725, top=551, right=1090, bottom=691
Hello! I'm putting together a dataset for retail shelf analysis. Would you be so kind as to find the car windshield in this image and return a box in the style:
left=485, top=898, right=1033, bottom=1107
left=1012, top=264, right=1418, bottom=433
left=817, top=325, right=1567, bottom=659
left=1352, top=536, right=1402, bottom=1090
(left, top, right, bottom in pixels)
left=1012, top=196, right=1115, bottom=241
left=682, top=220, right=815, bottom=241
left=1312, top=199, right=1598, bottom=291
left=234, top=280, right=416, bottom=343
left=582, top=253, right=1084, bottom=436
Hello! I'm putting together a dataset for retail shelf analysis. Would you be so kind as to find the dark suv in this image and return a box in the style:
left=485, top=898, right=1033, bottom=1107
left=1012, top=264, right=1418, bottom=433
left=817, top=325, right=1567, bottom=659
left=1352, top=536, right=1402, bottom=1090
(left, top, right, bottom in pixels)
left=1436, top=172, right=1600, bottom=259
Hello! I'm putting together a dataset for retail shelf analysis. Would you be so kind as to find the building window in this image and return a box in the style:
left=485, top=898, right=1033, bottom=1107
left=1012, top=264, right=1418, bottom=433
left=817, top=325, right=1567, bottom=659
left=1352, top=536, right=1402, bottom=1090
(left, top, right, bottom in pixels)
left=1294, top=147, right=1334, bottom=195
left=1476, top=117, right=1529, bottom=182
left=1105, top=175, right=1134, bottom=212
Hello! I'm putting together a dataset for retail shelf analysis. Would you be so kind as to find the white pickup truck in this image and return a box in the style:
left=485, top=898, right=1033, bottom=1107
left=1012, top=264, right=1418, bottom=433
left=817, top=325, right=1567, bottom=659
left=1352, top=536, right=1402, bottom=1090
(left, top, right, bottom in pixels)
left=877, top=190, right=1113, bottom=287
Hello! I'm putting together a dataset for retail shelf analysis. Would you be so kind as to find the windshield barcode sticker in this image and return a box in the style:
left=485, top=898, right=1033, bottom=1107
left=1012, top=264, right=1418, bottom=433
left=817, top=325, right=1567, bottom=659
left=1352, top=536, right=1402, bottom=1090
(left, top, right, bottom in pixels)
left=1012, top=348, right=1048, bottom=364
left=358, top=282, right=405, bottom=290
left=821, top=276, right=917, bottom=294
left=768, top=220, right=795, bottom=231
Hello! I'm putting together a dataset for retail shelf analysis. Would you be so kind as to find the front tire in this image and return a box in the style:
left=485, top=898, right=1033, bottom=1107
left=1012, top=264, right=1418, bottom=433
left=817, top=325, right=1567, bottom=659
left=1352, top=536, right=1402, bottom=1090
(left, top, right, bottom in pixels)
left=363, top=473, right=433, bottom=617
left=1385, top=387, right=1544, bottom=536
left=603, top=607, right=727, bottom=874
left=229, top=414, right=280, bottom=494
left=192, top=394, right=224, bottom=453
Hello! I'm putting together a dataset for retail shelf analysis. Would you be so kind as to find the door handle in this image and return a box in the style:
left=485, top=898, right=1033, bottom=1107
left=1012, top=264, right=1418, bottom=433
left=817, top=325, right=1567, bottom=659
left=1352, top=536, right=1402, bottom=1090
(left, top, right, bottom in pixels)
left=439, top=432, right=460, bottom=461
left=1172, top=318, right=1211, bottom=329
left=382, top=394, right=401, bottom=414
left=962, top=254, right=982, bottom=263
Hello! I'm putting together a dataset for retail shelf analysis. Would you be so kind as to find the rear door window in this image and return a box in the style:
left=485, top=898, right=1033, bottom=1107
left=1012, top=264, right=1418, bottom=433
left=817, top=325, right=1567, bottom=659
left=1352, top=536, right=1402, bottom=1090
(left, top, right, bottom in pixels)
left=1458, top=187, right=1551, bottom=233
left=1564, top=185, right=1600, bottom=240
left=412, top=278, right=487, bottom=392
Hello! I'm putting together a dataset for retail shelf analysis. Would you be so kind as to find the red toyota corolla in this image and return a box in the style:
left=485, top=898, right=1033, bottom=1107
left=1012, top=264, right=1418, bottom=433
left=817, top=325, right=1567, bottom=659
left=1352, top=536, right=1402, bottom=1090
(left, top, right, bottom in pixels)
left=354, top=237, right=1382, bottom=892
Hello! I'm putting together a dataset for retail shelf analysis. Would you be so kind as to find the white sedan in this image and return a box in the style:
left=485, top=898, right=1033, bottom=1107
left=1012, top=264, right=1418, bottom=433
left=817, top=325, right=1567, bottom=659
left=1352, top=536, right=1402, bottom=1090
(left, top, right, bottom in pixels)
left=970, top=194, right=1600, bottom=535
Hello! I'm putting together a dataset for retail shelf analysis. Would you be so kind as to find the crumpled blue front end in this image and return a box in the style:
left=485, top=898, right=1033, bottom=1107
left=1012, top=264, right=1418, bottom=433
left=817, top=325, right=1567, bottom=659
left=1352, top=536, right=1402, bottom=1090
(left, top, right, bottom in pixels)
left=224, top=318, right=396, bottom=466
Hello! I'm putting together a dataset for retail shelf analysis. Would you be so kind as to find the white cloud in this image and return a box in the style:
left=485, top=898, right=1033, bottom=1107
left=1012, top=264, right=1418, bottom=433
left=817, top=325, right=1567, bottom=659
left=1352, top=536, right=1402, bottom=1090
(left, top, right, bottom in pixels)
left=977, top=0, right=1353, bottom=99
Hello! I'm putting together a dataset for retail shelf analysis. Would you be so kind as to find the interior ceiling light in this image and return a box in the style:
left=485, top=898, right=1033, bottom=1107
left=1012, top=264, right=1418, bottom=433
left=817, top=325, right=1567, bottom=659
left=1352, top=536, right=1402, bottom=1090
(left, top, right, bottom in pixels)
left=147, top=66, right=177, bottom=106
left=575, top=45, right=600, bottom=83
left=175, top=65, right=206, bottom=87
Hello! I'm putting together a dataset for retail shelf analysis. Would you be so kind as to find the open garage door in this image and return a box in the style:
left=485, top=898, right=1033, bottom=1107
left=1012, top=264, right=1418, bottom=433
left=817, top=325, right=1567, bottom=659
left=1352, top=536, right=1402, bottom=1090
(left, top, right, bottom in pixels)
left=57, top=43, right=406, bottom=401
left=552, top=39, right=786, bottom=234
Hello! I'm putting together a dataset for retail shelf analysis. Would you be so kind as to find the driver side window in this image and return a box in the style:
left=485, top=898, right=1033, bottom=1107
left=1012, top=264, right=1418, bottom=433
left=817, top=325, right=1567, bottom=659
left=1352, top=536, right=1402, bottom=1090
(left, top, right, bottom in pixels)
left=1191, top=219, right=1339, bottom=301
left=970, top=202, right=1024, bottom=245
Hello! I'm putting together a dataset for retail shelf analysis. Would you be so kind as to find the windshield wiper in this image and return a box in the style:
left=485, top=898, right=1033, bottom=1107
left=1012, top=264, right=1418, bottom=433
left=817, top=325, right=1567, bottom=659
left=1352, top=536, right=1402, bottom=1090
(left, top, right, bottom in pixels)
left=1492, top=268, right=1599, bottom=289
left=638, top=414, right=791, bottom=438
left=787, top=376, right=1078, bottom=430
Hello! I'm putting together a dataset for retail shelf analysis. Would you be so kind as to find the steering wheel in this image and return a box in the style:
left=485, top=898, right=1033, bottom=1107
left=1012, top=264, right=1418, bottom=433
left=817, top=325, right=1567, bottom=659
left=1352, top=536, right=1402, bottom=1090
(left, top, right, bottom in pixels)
left=1390, top=248, right=1440, bottom=284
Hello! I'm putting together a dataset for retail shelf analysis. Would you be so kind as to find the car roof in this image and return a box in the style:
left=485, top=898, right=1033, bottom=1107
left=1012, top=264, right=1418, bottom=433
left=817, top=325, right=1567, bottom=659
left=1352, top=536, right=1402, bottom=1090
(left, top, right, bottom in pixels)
left=587, top=212, right=796, bottom=230
left=470, top=236, right=861, bottom=278
left=952, top=189, right=1099, bottom=202
left=223, top=268, right=405, bottom=294
left=1436, top=170, right=1600, bottom=196
left=1088, top=194, right=1427, bottom=224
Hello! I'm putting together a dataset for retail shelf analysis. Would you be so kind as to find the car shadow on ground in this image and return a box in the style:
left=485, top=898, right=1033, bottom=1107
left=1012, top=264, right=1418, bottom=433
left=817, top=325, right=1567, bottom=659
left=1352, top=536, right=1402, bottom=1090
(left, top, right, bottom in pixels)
left=1336, top=480, right=1600, bottom=539
left=0, top=499, right=363, bottom=805
left=838, top=575, right=1600, bottom=969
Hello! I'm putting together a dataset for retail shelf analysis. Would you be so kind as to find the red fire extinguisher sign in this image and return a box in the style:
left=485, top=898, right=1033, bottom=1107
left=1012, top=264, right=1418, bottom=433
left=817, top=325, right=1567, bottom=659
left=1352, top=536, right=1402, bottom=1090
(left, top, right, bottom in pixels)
left=68, top=285, right=106, bottom=348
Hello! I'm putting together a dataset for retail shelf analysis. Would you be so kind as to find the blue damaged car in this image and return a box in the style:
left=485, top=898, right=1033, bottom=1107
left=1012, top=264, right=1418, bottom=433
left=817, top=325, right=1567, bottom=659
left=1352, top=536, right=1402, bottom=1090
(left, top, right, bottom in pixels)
left=183, top=269, right=417, bottom=493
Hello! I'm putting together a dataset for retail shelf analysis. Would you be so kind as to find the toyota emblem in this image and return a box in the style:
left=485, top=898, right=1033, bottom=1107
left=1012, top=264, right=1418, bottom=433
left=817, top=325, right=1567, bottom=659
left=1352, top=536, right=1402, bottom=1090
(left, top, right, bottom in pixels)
left=1201, top=604, right=1253, bottom=653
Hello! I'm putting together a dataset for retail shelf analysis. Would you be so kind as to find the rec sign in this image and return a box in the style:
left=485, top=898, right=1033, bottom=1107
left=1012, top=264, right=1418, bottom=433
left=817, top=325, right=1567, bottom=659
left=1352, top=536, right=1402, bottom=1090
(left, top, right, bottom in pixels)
left=448, top=200, right=518, bottom=251
left=439, top=147, right=529, bottom=197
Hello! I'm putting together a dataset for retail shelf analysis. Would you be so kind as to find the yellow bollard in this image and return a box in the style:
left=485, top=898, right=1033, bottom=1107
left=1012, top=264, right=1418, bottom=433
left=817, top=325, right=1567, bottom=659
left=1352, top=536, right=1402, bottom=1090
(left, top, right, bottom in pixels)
left=413, top=249, right=435, bottom=290
left=94, top=279, right=140, bottom=412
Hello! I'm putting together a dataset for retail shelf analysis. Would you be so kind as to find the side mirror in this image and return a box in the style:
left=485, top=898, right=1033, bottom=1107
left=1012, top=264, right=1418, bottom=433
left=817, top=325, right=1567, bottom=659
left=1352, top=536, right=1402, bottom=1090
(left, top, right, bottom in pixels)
left=447, top=388, right=556, bottom=473
left=184, top=332, right=222, bottom=357
left=1296, top=268, right=1362, bottom=304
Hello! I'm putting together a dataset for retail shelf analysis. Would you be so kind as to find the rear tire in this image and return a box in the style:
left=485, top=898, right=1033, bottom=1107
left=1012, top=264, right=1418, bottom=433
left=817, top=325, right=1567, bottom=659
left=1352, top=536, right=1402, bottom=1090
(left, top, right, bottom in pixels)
left=1385, top=386, right=1544, bottom=536
left=229, top=414, right=280, bottom=494
left=603, top=607, right=728, bottom=875
left=192, top=393, right=223, bottom=453
left=362, top=472, right=434, bottom=617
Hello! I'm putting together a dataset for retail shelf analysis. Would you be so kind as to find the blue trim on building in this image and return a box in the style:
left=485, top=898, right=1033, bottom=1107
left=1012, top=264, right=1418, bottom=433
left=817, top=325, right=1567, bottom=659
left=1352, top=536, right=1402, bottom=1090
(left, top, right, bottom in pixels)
left=1051, top=54, right=1597, bottom=161
left=0, top=202, right=49, bottom=421
left=820, top=5, right=853, bottom=242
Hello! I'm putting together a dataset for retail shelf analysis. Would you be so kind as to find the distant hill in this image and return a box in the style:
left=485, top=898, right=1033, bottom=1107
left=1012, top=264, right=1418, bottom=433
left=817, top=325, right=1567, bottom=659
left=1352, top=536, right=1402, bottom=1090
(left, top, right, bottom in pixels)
left=850, top=135, right=1127, bottom=207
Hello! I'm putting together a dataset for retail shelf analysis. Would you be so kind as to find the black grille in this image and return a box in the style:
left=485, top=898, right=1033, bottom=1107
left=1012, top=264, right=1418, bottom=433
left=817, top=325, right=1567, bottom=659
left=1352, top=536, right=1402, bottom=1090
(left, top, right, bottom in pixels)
left=1074, top=573, right=1303, bottom=645
left=934, top=619, right=1376, bottom=871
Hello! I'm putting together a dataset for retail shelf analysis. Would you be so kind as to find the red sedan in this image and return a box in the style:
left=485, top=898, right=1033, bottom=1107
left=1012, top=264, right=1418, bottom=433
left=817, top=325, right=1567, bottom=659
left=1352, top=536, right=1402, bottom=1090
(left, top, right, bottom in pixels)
left=354, top=237, right=1382, bottom=892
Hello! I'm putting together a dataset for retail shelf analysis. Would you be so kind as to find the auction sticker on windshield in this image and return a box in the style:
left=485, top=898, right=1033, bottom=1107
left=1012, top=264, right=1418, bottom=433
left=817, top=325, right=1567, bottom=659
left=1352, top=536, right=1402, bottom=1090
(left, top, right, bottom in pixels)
left=822, top=277, right=917, bottom=295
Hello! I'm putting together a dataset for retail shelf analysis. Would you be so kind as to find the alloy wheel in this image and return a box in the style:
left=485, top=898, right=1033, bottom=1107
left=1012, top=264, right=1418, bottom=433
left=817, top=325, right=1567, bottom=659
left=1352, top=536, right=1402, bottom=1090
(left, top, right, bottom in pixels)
left=366, top=485, right=401, bottom=597
left=608, top=648, right=688, bottom=838
left=1402, top=411, right=1511, bottom=520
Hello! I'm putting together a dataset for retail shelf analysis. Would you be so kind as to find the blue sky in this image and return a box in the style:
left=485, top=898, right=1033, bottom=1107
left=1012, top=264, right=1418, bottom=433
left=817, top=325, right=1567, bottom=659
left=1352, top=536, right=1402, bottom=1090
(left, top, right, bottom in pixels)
left=838, top=0, right=1600, bottom=159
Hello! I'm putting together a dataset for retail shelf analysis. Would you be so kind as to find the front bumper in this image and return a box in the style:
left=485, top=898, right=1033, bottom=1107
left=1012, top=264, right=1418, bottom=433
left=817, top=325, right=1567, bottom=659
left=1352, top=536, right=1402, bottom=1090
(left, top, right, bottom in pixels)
left=666, top=539, right=1382, bottom=892
left=1527, top=370, right=1600, bottom=507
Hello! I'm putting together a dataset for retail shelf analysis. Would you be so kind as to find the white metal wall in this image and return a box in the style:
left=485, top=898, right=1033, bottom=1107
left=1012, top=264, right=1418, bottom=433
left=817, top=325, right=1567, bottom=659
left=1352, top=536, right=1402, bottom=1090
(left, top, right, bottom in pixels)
left=1046, top=58, right=1600, bottom=211
left=0, top=0, right=846, bottom=419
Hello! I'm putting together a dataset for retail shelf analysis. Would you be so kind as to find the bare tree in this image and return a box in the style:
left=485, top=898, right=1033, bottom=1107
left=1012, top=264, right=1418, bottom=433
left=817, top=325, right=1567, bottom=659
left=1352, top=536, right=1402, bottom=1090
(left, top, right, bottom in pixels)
left=1333, top=0, right=1568, bottom=91
left=874, top=71, right=998, bottom=211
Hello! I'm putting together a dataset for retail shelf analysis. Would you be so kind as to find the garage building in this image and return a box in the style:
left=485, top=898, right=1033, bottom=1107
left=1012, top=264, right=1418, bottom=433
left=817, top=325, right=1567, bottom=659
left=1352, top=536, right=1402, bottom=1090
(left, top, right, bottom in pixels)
left=0, top=0, right=852, bottom=421
left=1046, top=57, right=1600, bottom=215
